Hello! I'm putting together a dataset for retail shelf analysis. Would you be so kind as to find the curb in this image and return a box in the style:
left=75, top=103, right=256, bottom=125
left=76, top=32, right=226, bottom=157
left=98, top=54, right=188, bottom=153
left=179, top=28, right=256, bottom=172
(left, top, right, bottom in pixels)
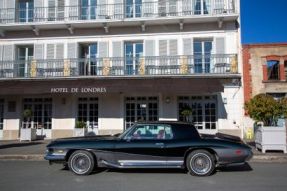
left=0, top=154, right=287, bottom=162
left=0, top=155, right=44, bottom=161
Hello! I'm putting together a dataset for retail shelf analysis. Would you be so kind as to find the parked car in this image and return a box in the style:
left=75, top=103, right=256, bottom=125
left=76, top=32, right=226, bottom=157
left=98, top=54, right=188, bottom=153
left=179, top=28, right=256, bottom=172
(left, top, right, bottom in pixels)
left=45, top=121, right=253, bottom=176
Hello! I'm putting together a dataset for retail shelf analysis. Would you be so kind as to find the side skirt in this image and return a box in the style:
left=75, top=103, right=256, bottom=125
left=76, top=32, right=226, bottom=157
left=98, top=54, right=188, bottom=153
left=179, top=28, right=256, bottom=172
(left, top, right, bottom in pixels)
left=100, top=160, right=184, bottom=169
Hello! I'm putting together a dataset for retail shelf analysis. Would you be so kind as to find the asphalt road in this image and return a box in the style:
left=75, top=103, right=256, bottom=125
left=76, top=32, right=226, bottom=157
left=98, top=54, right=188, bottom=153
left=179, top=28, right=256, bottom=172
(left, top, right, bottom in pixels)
left=0, top=161, right=287, bottom=191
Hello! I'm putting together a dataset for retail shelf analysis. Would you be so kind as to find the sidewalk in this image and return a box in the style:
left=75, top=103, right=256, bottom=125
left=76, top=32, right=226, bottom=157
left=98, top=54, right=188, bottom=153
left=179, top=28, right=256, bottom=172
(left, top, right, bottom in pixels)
left=0, top=140, right=287, bottom=162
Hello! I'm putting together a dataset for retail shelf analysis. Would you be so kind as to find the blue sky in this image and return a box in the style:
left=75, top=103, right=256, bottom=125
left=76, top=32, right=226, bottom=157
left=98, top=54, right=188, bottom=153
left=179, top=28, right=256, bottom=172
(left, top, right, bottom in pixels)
left=241, top=0, right=287, bottom=44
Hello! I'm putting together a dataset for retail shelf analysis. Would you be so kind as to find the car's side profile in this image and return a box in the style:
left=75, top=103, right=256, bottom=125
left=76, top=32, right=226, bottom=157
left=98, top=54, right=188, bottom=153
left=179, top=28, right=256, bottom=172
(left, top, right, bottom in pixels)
left=45, top=122, right=253, bottom=176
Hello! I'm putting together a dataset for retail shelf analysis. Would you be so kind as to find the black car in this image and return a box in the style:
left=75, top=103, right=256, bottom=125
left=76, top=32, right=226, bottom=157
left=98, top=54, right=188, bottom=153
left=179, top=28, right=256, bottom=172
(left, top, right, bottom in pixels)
left=45, top=122, right=253, bottom=176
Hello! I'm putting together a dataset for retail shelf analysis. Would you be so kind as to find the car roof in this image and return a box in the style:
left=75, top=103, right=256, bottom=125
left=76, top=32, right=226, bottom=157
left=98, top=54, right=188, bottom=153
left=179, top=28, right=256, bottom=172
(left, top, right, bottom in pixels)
left=135, top=121, right=194, bottom=126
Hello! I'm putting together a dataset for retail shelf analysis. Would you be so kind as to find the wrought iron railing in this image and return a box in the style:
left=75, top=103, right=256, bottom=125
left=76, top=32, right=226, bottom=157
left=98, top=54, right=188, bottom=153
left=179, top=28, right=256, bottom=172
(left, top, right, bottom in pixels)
left=0, top=54, right=238, bottom=78
left=0, top=0, right=236, bottom=24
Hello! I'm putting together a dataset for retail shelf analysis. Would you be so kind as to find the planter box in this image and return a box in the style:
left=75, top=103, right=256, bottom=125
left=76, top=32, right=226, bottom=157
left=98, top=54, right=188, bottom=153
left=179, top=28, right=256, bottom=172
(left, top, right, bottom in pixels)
left=73, top=128, right=87, bottom=137
left=255, top=126, right=287, bottom=153
left=20, top=128, right=37, bottom=141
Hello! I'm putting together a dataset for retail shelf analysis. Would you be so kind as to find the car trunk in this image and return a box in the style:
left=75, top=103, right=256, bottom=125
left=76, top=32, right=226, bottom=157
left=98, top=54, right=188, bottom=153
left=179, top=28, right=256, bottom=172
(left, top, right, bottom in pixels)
left=200, top=133, right=243, bottom=143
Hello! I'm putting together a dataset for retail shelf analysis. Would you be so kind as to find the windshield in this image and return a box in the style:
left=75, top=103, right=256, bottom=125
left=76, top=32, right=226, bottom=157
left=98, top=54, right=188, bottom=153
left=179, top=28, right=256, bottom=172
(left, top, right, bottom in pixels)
left=118, top=124, right=135, bottom=139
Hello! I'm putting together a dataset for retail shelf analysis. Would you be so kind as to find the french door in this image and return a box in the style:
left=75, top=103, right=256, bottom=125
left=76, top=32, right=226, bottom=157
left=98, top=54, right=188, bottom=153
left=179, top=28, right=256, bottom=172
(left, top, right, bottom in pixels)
left=18, top=46, right=33, bottom=77
left=22, top=98, right=53, bottom=139
left=77, top=98, right=99, bottom=135
left=80, top=43, right=98, bottom=75
left=125, top=0, right=142, bottom=18
left=178, top=96, right=217, bottom=134
left=18, top=0, right=34, bottom=22
left=0, top=99, right=3, bottom=139
left=193, top=0, right=211, bottom=15
left=125, top=97, right=158, bottom=129
left=81, top=0, right=97, bottom=20
left=193, top=39, right=213, bottom=73
left=124, top=42, right=143, bottom=75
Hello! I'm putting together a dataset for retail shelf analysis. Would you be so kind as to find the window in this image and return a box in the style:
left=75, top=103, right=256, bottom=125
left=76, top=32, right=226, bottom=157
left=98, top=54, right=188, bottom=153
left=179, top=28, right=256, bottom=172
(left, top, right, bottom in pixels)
left=126, top=124, right=173, bottom=140
left=193, top=39, right=213, bottom=73
left=77, top=98, right=98, bottom=129
left=194, top=0, right=211, bottom=15
left=284, top=60, right=287, bottom=80
left=22, top=98, right=52, bottom=129
left=267, top=60, right=280, bottom=80
left=0, top=100, right=4, bottom=130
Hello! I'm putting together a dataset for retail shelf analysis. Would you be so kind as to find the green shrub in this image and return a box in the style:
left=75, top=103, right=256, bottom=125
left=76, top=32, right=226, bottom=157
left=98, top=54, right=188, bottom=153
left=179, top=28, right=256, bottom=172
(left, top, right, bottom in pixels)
left=75, top=121, right=87, bottom=129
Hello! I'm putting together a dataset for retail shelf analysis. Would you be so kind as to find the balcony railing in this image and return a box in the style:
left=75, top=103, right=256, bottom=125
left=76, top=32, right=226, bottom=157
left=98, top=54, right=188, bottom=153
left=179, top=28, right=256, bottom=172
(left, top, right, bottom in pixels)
left=0, top=54, right=238, bottom=79
left=0, top=0, right=236, bottom=24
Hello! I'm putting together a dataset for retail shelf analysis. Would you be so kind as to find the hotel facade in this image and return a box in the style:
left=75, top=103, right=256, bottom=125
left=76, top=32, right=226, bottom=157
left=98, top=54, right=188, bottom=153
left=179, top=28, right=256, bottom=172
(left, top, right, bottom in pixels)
left=0, top=0, right=243, bottom=140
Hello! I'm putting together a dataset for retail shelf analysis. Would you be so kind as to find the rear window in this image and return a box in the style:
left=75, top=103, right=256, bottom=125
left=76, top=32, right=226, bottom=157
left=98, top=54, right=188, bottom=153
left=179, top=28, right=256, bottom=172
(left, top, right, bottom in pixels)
left=172, top=124, right=200, bottom=140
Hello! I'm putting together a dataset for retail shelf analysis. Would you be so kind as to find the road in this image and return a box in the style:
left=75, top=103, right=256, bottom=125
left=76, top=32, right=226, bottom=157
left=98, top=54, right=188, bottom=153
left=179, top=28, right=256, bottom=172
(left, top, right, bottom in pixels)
left=0, top=161, right=286, bottom=191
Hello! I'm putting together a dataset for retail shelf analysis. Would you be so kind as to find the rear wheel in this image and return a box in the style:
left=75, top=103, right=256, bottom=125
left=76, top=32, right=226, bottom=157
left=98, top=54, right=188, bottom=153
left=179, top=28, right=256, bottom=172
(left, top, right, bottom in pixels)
left=68, top=150, right=95, bottom=175
left=186, top=150, right=215, bottom=176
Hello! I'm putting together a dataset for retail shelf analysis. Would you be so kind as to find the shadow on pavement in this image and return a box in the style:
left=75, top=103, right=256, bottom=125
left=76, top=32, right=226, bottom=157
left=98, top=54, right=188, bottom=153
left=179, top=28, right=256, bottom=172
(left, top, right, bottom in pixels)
left=0, top=142, right=43, bottom=150
left=216, top=163, right=253, bottom=173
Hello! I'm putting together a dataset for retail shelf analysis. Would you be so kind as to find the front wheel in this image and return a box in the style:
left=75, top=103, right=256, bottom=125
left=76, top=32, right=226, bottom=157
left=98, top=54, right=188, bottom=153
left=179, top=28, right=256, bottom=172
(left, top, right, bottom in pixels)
left=186, top=150, right=215, bottom=176
left=68, top=150, right=95, bottom=175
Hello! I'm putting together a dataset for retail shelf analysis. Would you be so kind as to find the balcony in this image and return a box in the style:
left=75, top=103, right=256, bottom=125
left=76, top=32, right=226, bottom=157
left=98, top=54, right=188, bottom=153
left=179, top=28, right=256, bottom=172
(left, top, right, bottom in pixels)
left=0, top=0, right=238, bottom=32
left=0, top=54, right=238, bottom=79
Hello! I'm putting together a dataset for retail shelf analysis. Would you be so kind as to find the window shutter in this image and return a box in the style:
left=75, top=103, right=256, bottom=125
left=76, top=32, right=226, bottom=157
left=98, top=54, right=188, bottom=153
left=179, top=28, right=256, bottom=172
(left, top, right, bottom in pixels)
left=47, top=44, right=55, bottom=59
left=67, top=43, right=78, bottom=58
left=169, top=39, right=178, bottom=56
left=112, top=41, right=122, bottom=57
left=34, top=0, right=45, bottom=22
left=3, top=45, right=13, bottom=61
left=183, top=38, right=193, bottom=55
left=98, top=0, right=107, bottom=19
left=114, top=0, right=123, bottom=19
left=215, top=37, right=225, bottom=54
left=142, top=0, right=154, bottom=17
left=34, top=44, right=45, bottom=60
left=56, top=44, right=64, bottom=59
left=98, top=42, right=108, bottom=58
left=159, top=40, right=167, bottom=56
left=183, top=0, right=192, bottom=15
left=69, top=0, right=79, bottom=19
left=5, top=0, right=15, bottom=22
left=144, top=40, right=155, bottom=57
left=48, top=0, right=56, bottom=20
left=158, top=0, right=166, bottom=17
left=214, top=0, right=225, bottom=14
left=169, top=0, right=177, bottom=15
left=57, top=0, right=65, bottom=20
left=0, top=45, right=3, bottom=61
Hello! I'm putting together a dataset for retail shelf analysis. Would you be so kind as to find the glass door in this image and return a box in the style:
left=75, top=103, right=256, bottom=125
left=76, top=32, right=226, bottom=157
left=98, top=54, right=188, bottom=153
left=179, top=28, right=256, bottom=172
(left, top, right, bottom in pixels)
left=18, top=0, right=34, bottom=22
left=124, top=42, right=143, bottom=75
left=18, top=46, right=33, bottom=77
left=80, top=43, right=98, bottom=75
left=81, top=0, right=97, bottom=20
left=193, top=39, right=212, bottom=73
left=125, top=97, right=158, bottom=129
left=125, top=0, right=142, bottom=18
left=193, top=0, right=211, bottom=15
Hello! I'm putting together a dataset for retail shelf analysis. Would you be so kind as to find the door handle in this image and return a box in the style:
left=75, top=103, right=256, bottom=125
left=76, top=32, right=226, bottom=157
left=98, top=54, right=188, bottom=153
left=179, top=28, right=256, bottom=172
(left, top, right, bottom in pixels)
left=155, top=143, right=164, bottom=148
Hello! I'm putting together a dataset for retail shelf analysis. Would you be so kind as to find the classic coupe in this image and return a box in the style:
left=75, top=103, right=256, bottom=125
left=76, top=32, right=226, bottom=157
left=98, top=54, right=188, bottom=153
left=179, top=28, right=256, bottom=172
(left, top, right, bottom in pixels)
left=45, top=122, right=253, bottom=176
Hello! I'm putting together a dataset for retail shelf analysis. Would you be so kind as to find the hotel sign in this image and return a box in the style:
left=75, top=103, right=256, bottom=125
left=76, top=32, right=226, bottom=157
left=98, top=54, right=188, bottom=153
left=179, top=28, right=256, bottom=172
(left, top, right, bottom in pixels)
left=50, top=87, right=107, bottom=93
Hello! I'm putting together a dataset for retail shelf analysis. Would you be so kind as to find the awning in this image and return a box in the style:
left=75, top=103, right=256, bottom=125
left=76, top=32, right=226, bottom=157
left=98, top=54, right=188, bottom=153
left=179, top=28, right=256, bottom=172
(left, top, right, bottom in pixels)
left=0, top=77, right=228, bottom=96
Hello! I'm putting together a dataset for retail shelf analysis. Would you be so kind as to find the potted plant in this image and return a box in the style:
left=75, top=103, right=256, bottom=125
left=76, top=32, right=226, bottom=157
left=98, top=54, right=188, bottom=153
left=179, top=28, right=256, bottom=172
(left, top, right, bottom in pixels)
left=181, top=105, right=193, bottom=122
left=20, top=109, right=37, bottom=141
left=245, top=94, right=287, bottom=153
left=74, top=121, right=87, bottom=137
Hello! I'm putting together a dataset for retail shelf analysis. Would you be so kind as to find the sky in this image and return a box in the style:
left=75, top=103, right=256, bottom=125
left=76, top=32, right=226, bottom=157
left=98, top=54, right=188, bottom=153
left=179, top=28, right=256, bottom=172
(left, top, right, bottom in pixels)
left=241, top=0, right=287, bottom=44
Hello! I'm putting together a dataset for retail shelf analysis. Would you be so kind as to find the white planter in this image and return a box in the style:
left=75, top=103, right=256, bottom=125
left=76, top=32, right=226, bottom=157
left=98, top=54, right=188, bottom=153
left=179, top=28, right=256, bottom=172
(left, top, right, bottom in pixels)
left=255, top=126, right=287, bottom=153
left=73, top=128, right=87, bottom=137
left=20, top=128, right=37, bottom=141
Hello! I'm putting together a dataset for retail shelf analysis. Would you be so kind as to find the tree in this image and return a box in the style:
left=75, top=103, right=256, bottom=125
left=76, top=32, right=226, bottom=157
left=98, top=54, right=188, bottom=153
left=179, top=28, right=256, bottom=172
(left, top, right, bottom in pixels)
left=181, top=104, right=193, bottom=122
left=245, top=94, right=286, bottom=126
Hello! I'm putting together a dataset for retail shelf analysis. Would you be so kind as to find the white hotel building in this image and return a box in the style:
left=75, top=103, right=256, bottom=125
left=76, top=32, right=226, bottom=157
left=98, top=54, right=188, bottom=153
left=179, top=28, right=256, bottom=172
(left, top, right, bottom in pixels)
left=0, top=0, right=243, bottom=140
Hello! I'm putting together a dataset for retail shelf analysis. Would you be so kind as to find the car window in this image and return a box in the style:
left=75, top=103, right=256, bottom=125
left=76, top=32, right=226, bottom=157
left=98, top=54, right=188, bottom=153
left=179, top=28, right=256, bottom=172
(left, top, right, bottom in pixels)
left=126, top=124, right=173, bottom=140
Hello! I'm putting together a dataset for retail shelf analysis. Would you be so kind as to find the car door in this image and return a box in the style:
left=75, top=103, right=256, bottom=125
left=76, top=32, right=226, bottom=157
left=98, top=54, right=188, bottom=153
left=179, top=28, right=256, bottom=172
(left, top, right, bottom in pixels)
left=114, top=124, right=171, bottom=167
